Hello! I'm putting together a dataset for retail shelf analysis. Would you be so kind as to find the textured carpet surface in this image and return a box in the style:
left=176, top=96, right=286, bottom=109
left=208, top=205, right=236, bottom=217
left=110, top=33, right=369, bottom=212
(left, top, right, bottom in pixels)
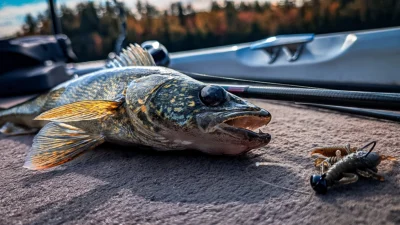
left=1, top=99, right=399, bottom=225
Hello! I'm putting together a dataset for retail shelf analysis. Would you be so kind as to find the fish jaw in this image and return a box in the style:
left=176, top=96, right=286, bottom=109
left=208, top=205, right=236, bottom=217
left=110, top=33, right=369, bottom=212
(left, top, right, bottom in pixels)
left=193, top=109, right=272, bottom=155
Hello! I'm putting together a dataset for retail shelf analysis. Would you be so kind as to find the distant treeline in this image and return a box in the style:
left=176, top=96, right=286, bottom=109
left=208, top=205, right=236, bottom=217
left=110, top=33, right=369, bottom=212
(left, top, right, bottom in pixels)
left=18, top=0, right=400, bottom=62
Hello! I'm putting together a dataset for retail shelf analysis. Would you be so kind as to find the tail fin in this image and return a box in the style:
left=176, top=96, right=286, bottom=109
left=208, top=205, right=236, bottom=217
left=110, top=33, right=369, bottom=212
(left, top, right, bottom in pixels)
left=0, top=108, right=13, bottom=127
left=0, top=93, right=48, bottom=129
left=0, top=109, right=4, bottom=127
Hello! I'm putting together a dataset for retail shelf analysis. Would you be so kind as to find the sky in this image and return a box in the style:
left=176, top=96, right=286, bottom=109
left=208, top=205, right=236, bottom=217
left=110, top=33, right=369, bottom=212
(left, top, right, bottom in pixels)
left=0, top=0, right=276, bottom=38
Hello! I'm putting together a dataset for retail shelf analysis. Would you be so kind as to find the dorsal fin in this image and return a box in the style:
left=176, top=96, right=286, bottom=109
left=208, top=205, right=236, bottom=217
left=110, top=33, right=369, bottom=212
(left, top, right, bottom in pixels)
left=106, top=43, right=156, bottom=68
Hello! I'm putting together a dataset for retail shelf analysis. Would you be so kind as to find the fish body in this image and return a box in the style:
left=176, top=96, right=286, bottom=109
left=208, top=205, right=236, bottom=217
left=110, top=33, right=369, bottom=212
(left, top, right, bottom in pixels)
left=0, top=44, right=272, bottom=170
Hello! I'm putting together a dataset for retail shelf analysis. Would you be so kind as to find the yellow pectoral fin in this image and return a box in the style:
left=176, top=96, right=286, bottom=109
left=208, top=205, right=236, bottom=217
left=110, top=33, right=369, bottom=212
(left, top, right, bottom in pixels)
left=34, top=100, right=122, bottom=122
left=23, top=122, right=105, bottom=170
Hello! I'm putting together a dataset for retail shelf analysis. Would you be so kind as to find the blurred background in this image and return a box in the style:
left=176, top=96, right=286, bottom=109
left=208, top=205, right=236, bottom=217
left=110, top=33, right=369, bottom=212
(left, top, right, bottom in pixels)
left=1, top=0, right=400, bottom=62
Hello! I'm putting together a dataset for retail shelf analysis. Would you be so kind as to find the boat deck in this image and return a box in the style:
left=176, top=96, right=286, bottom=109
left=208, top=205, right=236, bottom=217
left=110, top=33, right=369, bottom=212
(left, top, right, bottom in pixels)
left=1, top=99, right=399, bottom=225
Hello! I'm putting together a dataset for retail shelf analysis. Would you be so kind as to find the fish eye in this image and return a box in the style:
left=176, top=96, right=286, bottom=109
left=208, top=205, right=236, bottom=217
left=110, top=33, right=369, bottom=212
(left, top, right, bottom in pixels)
left=200, top=85, right=228, bottom=106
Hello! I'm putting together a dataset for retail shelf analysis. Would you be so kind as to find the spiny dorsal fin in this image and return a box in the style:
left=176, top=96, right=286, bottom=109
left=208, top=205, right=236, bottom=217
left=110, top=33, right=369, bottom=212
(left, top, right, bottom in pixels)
left=23, top=122, right=104, bottom=170
left=34, top=100, right=122, bottom=123
left=106, top=43, right=156, bottom=68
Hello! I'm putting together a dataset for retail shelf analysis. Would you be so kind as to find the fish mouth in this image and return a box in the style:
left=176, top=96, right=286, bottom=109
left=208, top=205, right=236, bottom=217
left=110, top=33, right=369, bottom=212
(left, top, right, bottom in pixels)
left=213, top=110, right=272, bottom=144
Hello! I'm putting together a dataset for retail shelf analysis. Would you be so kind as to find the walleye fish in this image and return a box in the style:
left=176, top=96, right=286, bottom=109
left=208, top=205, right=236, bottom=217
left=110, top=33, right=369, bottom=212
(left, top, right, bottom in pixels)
left=0, top=44, right=272, bottom=170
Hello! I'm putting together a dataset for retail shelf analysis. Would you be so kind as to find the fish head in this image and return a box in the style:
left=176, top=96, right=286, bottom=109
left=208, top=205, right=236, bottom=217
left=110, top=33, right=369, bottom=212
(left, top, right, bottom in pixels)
left=125, top=73, right=272, bottom=155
